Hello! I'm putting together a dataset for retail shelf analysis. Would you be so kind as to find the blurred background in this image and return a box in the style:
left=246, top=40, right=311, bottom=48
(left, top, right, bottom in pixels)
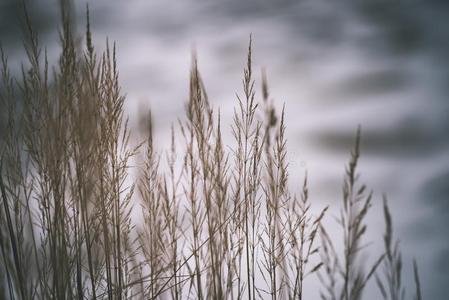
left=1, top=0, right=448, bottom=298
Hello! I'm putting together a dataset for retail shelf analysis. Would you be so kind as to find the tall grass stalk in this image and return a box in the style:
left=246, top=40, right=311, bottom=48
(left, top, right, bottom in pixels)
left=319, top=128, right=384, bottom=300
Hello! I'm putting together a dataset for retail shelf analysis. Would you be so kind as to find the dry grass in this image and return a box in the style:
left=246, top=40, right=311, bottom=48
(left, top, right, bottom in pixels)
left=0, top=2, right=422, bottom=300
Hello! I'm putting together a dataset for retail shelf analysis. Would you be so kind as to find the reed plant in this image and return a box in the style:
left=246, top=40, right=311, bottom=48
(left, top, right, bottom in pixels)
left=0, top=2, right=422, bottom=299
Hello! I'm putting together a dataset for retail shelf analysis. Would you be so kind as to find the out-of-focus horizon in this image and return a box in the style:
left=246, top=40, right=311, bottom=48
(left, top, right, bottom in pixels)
left=1, top=0, right=448, bottom=299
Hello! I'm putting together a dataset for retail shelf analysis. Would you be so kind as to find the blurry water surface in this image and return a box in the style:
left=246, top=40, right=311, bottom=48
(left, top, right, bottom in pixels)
left=1, top=0, right=449, bottom=298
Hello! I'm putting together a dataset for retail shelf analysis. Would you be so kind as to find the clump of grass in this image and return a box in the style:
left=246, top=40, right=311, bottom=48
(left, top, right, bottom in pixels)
left=0, top=2, right=422, bottom=300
